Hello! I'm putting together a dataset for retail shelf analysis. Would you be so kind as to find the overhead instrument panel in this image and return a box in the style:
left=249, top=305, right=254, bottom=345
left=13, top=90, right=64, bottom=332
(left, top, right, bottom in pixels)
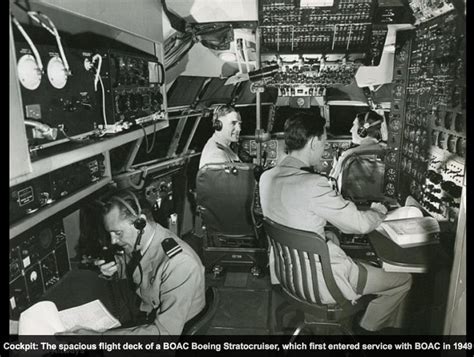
left=259, top=0, right=374, bottom=54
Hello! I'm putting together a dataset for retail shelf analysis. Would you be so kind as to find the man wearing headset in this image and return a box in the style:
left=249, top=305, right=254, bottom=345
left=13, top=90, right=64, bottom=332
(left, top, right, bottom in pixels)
left=67, top=190, right=205, bottom=335
left=329, top=109, right=388, bottom=185
left=260, top=112, right=412, bottom=334
left=199, top=104, right=242, bottom=168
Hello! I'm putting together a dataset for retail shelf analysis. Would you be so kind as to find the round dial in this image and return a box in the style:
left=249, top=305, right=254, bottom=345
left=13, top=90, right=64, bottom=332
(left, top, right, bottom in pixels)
left=47, top=56, right=68, bottom=89
left=415, top=129, right=422, bottom=144
left=389, top=118, right=401, bottom=131
left=17, top=54, right=42, bottom=90
left=413, top=145, right=420, bottom=160
left=397, top=49, right=407, bottom=63
left=385, top=183, right=395, bottom=196
left=386, top=168, right=397, bottom=181
left=387, top=152, right=397, bottom=164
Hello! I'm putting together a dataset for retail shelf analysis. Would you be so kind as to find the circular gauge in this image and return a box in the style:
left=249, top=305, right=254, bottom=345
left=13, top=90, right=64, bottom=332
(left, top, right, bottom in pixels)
left=416, top=112, right=422, bottom=126
left=387, top=152, right=397, bottom=164
left=413, top=145, right=420, bottom=160
left=397, top=49, right=407, bottom=63
left=421, top=130, right=428, bottom=146
left=29, top=270, right=38, bottom=282
left=447, top=135, right=457, bottom=153
left=38, top=228, right=53, bottom=250
left=268, top=140, right=277, bottom=150
left=17, top=54, right=42, bottom=90
left=456, top=138, right=466, bottom=157
left=387, top=168, right=397, bottom=181
left=437, top=132, right=447, bottom=149
left=393, top=85, right=403, bottom=99
left=385, top=183, right=395, bottom=196
left=322, top=150, right=331, bottom=159
left=389, top=118, right=401, bottom=131
left=414, top=129, right=422, bottom=144
left=47, top=56, right=68, bottom=89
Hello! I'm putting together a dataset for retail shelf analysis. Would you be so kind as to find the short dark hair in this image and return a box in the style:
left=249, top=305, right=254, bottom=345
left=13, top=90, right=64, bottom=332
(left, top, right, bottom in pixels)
left=356, top=110, right=384, bottom=139
left=284, top=111, right=326, bottom=152
left=101, top=190, right=154, bottom=222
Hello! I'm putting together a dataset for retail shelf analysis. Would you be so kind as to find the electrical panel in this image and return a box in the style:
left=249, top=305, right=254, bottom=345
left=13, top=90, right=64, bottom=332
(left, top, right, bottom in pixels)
left=15, top=43, right=101, bottom=152
left=10, top=155, right=105, bottom=224
left=99, top=50, right=165, bottom=125
left=385, top=10, right=465, bottom=224
left=9, top=217, right=70, bottom=319
left=259, top=0, right=374, bottom=54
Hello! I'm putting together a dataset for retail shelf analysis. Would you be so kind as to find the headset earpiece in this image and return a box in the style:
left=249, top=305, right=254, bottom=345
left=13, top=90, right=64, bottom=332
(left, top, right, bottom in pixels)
left=110, top=191, right=147, bottom=232
left=133, top=215, right=147, bottom=231
left=357, top=112, right=382, bottom=138
left=212, top=106, right=223, bottom=131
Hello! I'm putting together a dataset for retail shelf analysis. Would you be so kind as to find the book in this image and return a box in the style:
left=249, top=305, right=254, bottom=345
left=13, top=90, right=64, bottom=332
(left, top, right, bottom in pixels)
left=18, top=299, right=121, bottom=335
left=380, top=261, right=427, bottom=273
left=377, top=216, right=440, bottom=248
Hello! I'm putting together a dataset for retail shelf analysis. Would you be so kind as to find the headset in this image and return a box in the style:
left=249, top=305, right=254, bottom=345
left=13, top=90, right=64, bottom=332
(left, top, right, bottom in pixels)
left=109, top=191, right=147, bottom=232
left=212, top=105, right=225, bottom=131
left=357, top=111, right=383, bottom=138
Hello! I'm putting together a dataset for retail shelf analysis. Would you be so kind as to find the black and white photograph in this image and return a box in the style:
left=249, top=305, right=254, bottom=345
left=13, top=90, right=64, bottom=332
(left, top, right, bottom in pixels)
left=7, top=0, right=467, bottom=355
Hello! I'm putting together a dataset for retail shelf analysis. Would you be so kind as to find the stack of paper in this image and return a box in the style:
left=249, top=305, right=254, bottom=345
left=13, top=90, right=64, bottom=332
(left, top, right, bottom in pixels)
left=18, top=299, right=121, bottom=335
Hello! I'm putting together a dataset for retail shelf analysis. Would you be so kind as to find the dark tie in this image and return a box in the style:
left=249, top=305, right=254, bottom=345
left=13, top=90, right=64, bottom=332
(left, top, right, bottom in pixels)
left=126, top=251, right=143, bottom=288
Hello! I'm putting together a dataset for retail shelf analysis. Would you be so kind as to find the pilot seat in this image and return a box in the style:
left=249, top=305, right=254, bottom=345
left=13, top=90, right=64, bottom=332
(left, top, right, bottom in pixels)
left=195, top=162, right=267, bottom=277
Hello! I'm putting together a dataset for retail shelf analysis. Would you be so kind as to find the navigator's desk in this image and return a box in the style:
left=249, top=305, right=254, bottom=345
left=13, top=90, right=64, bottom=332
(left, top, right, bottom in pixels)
left=368, top=230, right=452, bottom=334
left=368, top=230, right=450, bottom=273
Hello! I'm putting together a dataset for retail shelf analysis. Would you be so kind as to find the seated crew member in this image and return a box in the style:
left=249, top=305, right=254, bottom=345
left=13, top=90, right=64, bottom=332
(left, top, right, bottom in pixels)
left=259, top=112, right=412, bottom=333
left=329, top=109, right=388, bottom=185
left=199, top=104, right=242, bottom=168
left=66, top=190, right=205, bottom=335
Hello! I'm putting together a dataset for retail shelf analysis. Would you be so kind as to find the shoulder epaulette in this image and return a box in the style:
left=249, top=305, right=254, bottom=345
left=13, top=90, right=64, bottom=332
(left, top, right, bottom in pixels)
left=161, top=238, right=183, bottom=258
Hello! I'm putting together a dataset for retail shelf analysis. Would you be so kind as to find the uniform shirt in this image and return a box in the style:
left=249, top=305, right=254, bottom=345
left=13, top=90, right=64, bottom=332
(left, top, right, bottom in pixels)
left=199, top=133, right=240, bottom=169
left=259, top=156, right=385, bottom=303
left=109, top=224, right=205, bottom=335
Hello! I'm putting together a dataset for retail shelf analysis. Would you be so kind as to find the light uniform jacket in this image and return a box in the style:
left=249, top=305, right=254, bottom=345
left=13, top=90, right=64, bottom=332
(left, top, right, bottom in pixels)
left=112, top=224, right=205, bottom=335
left=199, top=133, right=240, bottom=168
left=259, top=156, right=385, bottom=304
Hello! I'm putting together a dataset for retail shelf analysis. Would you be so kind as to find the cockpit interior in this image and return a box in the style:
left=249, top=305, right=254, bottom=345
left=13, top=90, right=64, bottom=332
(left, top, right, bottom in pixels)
left=9, top=0, right=466, bottom=343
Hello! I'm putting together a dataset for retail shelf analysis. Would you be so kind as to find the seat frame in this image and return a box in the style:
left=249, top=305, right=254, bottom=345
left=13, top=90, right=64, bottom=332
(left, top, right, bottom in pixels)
left=264, top=218, right=372, bottom=338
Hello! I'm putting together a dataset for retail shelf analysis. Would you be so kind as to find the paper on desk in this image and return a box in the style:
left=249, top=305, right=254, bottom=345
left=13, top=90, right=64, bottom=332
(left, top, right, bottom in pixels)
left=58, top=299, right=121, bottom=332
left=19, top=301, right=65, bottom=335
left=18, top=299, right=121, bottom=335
left=383, top=206, right=423, bottom=221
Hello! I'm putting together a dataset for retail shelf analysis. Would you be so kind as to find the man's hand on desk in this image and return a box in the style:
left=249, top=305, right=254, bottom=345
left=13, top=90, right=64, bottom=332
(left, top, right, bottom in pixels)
left=370, top=202, right=388, bottom=216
